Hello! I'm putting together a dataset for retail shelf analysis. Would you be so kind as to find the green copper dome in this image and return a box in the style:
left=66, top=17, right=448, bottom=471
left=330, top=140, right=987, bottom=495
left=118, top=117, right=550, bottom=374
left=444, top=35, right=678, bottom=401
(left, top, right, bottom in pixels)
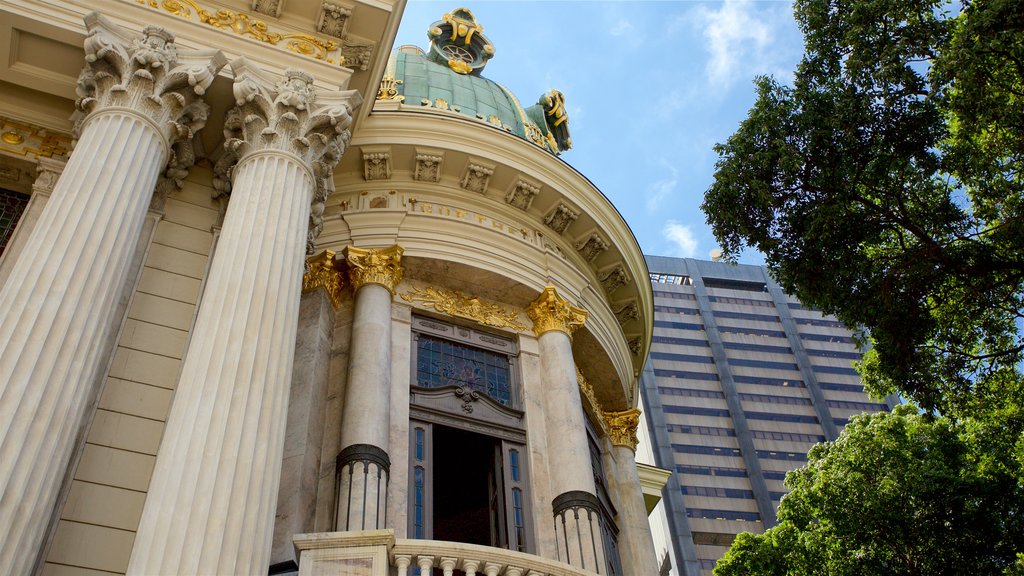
left=381, top=8, right=572, bottom=155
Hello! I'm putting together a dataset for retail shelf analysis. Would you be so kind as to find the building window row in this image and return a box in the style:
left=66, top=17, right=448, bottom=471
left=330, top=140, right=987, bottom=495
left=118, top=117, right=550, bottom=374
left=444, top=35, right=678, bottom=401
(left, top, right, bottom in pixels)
left=719, top=325, right=787, bottom=338
left=812, top=365, right=860, bottom=376
left=800, top=333, right=854, bottom=344
left=671, top=444, right=740, bottom=457
left=796, top=317, right=845, bottom=328
left=651, top=351, right=715, bottom=364
left=677, top=465, right=748, bottom=478
left=806, top=348, right=862, bottom=360
left=751, top=430, right=825, bottom=443
left=658, top=387, right=725, bottom=399
left=667, top=424, right=736, bottom=437
left=713, top=310, right=780, bottom=323
left=702, top=277, right=768, bottom=293
left=692, top=532, right=739, bottom=547
left=653, top=320, right=704, bottom=331
left=827, top=399, right=889, bottom=411
left=653, top=290, right=697, bottom=301
left=708, top=295, right=775, bottom=308
left=738, top=392, right=812, bottom=406
left=819, top=381, right=864, bottom=392
left=651, top=273, right=692, bottom=285
left=654, top=368, right=720, bottom=381
left=682, top=486, right=754, bottom=499
left=654, top=305, right=701, bottom=316
left=700, top=559, right=718, bottom=570
left=723, top=341, right=792, bottom=354
left=728, top=358, right=799, bottom=371
left=744, top=411, right=819, bottom=424
left=664, top=405, right=731, bottom=418
left=732, top=375, right=804, bottom=388
left=762, top=470, right=789, bottom=481
left=686, top=508, right=761, bottom=522
left=757, top=450, right=809, bottom=461
left=652, top=335, right=710, bottom=347
left=769, top=491, right=789, bottom=501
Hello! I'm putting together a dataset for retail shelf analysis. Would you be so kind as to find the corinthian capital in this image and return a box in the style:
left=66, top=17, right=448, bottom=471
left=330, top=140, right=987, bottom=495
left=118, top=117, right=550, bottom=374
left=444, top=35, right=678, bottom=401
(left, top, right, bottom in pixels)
left=527, top=286, right=587, bottom=337
left=215, top=60, right=363, bottom=253
left=76, top=13, right=227, bottom=204
left=344, top=245, right=403, bottom=294
left=604, top=408, right=641, bottom=451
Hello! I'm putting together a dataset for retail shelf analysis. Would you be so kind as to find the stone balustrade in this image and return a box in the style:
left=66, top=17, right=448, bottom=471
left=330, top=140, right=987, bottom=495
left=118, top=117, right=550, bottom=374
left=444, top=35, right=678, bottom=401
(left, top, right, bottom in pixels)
left=293, top=531, right=596, bottom=576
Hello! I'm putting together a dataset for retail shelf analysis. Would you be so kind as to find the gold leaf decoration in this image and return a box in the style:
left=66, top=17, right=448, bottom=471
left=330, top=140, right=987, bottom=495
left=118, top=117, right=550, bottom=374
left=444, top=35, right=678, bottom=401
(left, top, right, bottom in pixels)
left=401, top=286, right=527, bottom=331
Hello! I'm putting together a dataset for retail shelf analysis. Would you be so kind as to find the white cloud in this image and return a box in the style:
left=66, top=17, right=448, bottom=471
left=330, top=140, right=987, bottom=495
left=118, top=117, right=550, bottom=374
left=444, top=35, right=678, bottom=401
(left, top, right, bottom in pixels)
left=663, top=221, right=699, bottom=258
left=645, top=164, right=679, bottom=213
left=694, top=0, right=790, bottom=88
left=609, top=19, right=634, bottom=37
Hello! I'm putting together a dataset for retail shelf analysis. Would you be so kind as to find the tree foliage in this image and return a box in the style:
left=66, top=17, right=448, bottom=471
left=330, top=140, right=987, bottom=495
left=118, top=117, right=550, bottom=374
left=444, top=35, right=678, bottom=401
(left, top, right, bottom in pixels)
left=713, top=407, right=1024, bottom=576
left=701, top=0, right=1024, bottom=416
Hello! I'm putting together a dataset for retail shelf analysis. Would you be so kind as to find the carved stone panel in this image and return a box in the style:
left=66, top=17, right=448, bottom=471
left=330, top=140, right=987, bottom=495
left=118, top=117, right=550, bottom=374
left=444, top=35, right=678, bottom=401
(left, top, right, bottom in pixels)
left=413, top=151, right=443, bottom=183
left=251, top=0, right=283, bottom=18
left=460, top=161, right=494, bottom=194
left=317, top=2, right=352, bottom=38
left=543, top=203, right=579, bottom=235
left=504, top=178, right=539, bottom=211
left=575, top=232, right=609, bottom=263
left=600, top=265, right=630, bottom=295
left=362, top=148, right=391, bottom=181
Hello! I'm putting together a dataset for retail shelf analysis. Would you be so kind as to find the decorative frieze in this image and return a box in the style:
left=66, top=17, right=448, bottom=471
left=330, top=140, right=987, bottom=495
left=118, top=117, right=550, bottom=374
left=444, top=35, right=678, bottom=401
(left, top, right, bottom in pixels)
left=303, top=249, right=344, bottom=309
left=544, top=203, right=578, bottom=235
left=505, top=179, right=540, bottom=211
left=604, top=408, right=641, bottom=452
left=413, top=151, right=444, bottom=183
left=400, top=286, right=526, bottom=331
left=362, top=148, right=392, bottom=180
left=345, top=245, right=404, bottom=294
left=614, top=301, right=639, bottom=325
left=600, top=265, right=629, bottom=295
left=527, top=286, right=587, bottom=337
left=461, top=161, right=494, bottom=194
left=317, top=2, right=352, bottom=38
left=251, top=0, right=283, bottom=18
left=575, top=232, right=609, bottom=263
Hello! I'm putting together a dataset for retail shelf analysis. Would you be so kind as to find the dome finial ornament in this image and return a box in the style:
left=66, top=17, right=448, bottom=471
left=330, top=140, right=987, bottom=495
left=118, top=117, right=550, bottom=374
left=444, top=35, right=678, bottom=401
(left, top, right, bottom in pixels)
left=426, top=8, right=494, bottom=75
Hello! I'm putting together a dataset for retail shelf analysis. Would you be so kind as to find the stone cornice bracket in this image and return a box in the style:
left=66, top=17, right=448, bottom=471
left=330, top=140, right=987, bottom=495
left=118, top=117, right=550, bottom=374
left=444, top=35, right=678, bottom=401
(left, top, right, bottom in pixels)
left=212, top=59, right=363, bottom=253
left=302, top=249, right=344, bottom=309
left=77, top=13, right=227, bottom=206
left=527, top=285, right=587, bottom=337
left=604, top=408, right=641, bottom=452
left=344, top=244, right=403, bottom=294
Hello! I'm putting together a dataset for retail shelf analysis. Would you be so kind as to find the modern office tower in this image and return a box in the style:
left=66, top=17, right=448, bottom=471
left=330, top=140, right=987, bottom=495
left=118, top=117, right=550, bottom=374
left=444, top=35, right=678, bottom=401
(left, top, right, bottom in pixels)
left=0, top=6, right=663, bottom=576
left=640, top=255, right=895, bottom=576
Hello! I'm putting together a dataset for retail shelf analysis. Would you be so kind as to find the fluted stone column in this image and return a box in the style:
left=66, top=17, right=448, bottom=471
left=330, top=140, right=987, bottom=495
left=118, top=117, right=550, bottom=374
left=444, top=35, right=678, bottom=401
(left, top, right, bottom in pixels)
left=527, top=286, right=607, bottom=573
left=604, top=409, right=659, bottom=576
left=335, top=244, right=403, bottom=532
left=127, top=63, right=360, bottom=575
left=0, top=14, right=223, bottom=575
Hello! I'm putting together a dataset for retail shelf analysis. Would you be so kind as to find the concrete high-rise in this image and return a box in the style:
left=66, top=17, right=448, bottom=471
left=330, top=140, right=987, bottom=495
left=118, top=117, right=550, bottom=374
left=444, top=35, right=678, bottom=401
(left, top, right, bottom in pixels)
left=639, top=255, right=895, bottom=576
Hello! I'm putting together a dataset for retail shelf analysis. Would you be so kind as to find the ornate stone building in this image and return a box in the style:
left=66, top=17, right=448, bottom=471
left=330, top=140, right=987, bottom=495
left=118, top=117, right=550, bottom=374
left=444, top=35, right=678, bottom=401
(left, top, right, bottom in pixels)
left=0, top=3, right=664, bottom=575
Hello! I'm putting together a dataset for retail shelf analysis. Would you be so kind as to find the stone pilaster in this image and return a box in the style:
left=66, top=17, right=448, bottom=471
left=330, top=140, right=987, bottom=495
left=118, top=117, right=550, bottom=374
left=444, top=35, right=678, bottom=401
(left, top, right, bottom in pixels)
left=0, top=14, right=224, bottom=575
left=526, top=286, right=606, bottom=572
left=335, top=244, right=403, bottom=531
left=127, top=62, right=359, bottom=575
left=604, top=409, right=659, bottom=576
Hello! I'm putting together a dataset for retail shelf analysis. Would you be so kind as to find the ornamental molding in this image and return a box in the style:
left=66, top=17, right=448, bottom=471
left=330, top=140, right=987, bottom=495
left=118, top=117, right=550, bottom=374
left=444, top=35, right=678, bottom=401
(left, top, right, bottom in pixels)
left=213, top=61, right=360, bottom=254
left=400, top=286, right=527, bottom=332
left=302, top=249, right=344, bottom=309
left=135, top=0, right=346, bottom=67
left=344, top=244, right=403, bottom=294
left=413, top=150, right=444, bottom=183
left=575, top=232, right=609, bottom=263
left=317, top=2, right=352, bottom=39
left=543, top=203, right=578, bottom=235
left=576, top=367, right=608, bottom=437
left=505, top=178, right=539, bottom=211
left=361, top=147, right=392, bottom=180
left=340, top=38, right=375, bottom=71
left=0, top=117, right=71, bottom=161
left=526, top=285, right=587, bottom=337
left=77, top=13, right=227, bottom=206
left=460, top=160, right=494, bottom=195
left=604, top=408, right=641, bottom=451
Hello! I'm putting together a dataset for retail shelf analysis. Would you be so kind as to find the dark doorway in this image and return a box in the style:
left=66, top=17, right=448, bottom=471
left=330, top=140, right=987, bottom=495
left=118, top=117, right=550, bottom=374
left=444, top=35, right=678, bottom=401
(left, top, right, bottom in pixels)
left=431, top=425, right=504, bottom=547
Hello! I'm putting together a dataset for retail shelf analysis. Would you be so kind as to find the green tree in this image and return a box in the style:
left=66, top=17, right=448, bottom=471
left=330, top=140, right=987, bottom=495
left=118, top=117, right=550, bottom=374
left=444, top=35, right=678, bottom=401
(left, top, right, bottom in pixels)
left=713, top=408, right=1024, bottom=576
left=701, top=0, right=1024, bottom=416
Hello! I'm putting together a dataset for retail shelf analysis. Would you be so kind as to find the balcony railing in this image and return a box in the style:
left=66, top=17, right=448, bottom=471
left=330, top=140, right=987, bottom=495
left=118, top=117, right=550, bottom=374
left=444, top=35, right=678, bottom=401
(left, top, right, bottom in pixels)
left=293, top=530, right=596, bottom=576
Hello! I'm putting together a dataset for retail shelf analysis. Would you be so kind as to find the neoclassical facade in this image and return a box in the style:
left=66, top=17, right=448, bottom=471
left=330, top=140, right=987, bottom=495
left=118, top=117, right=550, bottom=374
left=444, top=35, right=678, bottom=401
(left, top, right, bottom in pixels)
left=0, top=3, right=662, bottom=575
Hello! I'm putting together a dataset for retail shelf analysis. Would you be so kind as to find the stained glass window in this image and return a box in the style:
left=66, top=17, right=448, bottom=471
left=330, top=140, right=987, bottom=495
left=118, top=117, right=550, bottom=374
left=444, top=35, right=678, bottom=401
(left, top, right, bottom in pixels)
left=415, top=332, right=511, bottom=405
left=0, top=189, right=29, bottom=256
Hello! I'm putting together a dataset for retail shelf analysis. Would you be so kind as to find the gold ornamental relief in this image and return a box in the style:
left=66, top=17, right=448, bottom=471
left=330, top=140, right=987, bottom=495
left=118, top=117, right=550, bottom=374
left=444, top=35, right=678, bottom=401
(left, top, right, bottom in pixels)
left=400, top=286, right=527, bottom=331
left=302, top=249, right=344, bottom=309
left=345, top=245, right=404, bottom=294
left=576, top=367, right=609, bottom=436
left=526, top=285, right=587, bottom=337
left=604, top=408, right=642, bottom=452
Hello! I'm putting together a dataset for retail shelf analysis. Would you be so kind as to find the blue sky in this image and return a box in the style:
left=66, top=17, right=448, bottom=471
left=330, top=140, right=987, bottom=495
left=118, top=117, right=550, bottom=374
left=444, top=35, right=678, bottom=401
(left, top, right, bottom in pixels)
left=393, top=1, right=805, bottom=264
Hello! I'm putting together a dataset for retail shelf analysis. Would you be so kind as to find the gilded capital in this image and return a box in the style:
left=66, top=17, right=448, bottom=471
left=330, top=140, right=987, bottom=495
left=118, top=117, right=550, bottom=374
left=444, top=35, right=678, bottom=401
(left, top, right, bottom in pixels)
left=345, top=245, right=404, bottom=294
left=303, top=249, right=344, bottom=309
left=604, top=408, right=641, bottom=452
left=527, top=286, right=587, bottom=337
